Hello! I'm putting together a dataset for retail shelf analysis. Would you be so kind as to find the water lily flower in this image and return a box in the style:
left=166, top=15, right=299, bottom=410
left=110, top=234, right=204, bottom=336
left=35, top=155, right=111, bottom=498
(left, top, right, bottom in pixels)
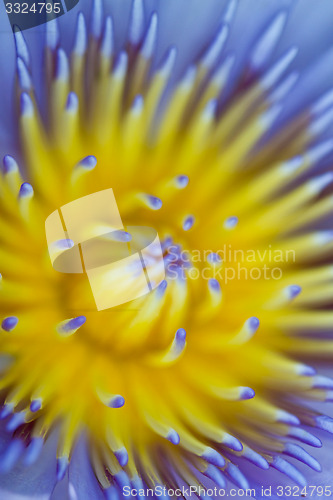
left=0, top=0, right=333, bottom=499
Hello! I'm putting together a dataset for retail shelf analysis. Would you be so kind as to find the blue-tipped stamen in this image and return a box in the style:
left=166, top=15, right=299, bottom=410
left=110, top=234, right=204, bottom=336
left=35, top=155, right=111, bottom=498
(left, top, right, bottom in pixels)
left=2, top=155, right=18, bottom=174
left=1, top=317, right=19, bottom=332
left=207, top=253, right=222, bottom=264
left=114, top=447, right=129, bottom=467
left=239, top=387, right=255, bottom=400
left=271, top=456, right=306, bottom=487
left=17, top=57, right=32, bottom=91
left=315, top=415, right=333, bottom=434
left=56, top=456, right=69, bottom=481
left=271, top=71, right=299, bottom=103
left=201, top=23, right=229, bottom=69
left=223, top=0, right=238, bottom=23
left=91, top=0, right=103, bottom=39
left=46, top=18, right=59, bottom=50
left=230, top=316, right=260, bottom=345
left=249, top=11, right=287, bottom=71
left=224, top=216, right=238, bottom=229
left=57, top=316, right=86, bottom=335
left=6, top=411, right=26, bottom=432
left=284, top=443, right=321, bottom=472
left=308, top=172, right=333, bottom=194
left=20, top=92, right=34, bottom=116
left=287, top=427, right=322, bottom=448
left=315, top=230, right=333, bottom=245
left=279, top=155, right=303, bottom=175
left=225, top=462, right=249, bottom=490
left=114, top=51, right=128, bottom=79
left=141, top=12, right=158, bottom=59
left=172, top=328, right=187, bottom=354
left=101, top=16, right=114, bottom=58
left=247, top=317, right=260, bottom=333
left=105, top=486, right=119, bottom=500
left=203, top=464, right=226, bottom=488
left=310, top=107, right=333, bottom=137
left=201, top=447, right=225, bottom=468
left=312, top=375, right=333, bottom=390
left=128, top=0, right=144, bottom=45
left=156, top=279, right=168, bottom=296
left=30, top=398, right=42, bottom=413
left=108, top=395, right=125, bottom=409
left=159, top=46, right=177, bottom=77
left=144, top=194, right=163, bottom=210
left=114, top=446, right=128, bottom=467
left=261, top=47, right=298, bottom=90
left=176, top=328, right=186, bottom=343
left=202, top=99, right=218, bottom=122
left=132, top=95, right=144, bottom=114
left=0, top=403, right=14, bottom=420
left=175, top=175, right=189, bottom=189
left=0, top=438, right=24, bottom=474
left=23, top=437, right=44, bottom=466
left=242, top=446, right=269, bottom=470
left=307, top=139, right=333, bottom=164
left=13, top=26, right=29, bottom=66
left=286, top=285, right=302, bottom=299
left=151, top=328, right=187, bottom=365
left=222, top=433, right=243, bottom=452
left=106, top=230, right=132, bottom=242
left=56, top=49, right=69, bottom=81
left=180, top=66, right=197, bottom=90
left=276, top=410, right=300, bottom=426
left=211, top=55, right=235, bottom=88
left=298, top=364, right=316, bottom=376
left=74, top=12, right=87, bottom=55
left=166, top=429, right=180, bottom=445
left=312, top=87, right=333, bottom=114
left=66, top=92, right=79, bottom=112
left=114, top=470, right=131, bottom=490
left=183, top=215, right=195, bottom=231
left=76, top=155, right=97, bottom=170
left=208, top=279, right=221, bottom=293
left=19, top=182, right=33, bottom=198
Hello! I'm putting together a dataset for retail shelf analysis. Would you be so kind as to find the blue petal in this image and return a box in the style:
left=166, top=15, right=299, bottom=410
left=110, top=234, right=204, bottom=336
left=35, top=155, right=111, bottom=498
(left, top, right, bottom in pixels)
left=68, top=436, right=104, bottom=500
left=0, top=424, right=58, bottom=499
